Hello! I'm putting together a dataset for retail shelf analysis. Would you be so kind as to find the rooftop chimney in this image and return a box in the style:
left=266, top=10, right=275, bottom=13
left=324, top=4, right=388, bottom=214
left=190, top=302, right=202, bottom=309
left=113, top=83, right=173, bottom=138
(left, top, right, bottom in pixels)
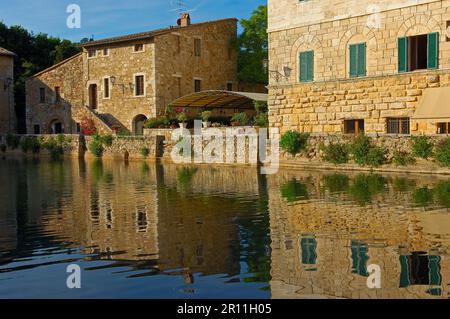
left=177, top=13, right=191, bottom=27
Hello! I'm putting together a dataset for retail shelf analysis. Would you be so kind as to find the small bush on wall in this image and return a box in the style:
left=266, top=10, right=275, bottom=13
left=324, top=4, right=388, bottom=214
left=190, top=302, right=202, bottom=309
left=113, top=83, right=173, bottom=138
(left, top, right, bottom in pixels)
left=411, top=136, right=434, bottom=159
left=141, top=147, right=150, bottom=159
left=392, top=150, right=416, bottom=166
left=6, top=134, right=20, bottom=149
left=434, top=138, right=450, bottom=167
left=321, top=142, right=349, bottom=164
left=280, top=131, right=309, bottom=156
left=350, top=135, right=386, bottom=167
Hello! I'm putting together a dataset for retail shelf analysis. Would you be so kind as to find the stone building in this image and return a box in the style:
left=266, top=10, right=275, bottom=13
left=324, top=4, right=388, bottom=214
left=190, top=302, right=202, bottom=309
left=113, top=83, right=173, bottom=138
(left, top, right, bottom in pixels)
left=0, top=47, right=16, bottom=134
left=26, top=15, right=238, bottom=135
left=268, top=0, right=450, bottom=135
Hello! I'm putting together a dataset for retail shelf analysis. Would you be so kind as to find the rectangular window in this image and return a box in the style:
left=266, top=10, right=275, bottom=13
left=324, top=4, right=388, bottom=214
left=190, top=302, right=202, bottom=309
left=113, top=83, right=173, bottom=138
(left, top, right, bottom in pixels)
left=398, top=33, right=439, bottom=72
left=387, top=118, right=410, bottom=134
left=437, top=122, right=450, bottom=134
left=194, top=38, right=201, bottom=57
left=33, top=125, right=40, bottom=135
left=344, top=119, right=365, bottom=134
left=104, top=78, right=110, bottom=98
left=55, top=87, right=61, bottom=103
left=88, top=49, right=96, bottom=58
left=194, top=79, right=201, bottom=92
left=299, top=50, right=314, bottom=82
left=39, top=88, right=46, bottom=103
left=103, top=48, right=109, bottom=56
left=176, top=35, right=181, bottom=54
left=134, top=44, right=144, bottom=52
left=135, top=75, right=145, bottom=96
left=349, top=43, right=366, bottom=78
left=76, top=123, right=81, bottom=134
left=227, top=82, right=233, bottom=91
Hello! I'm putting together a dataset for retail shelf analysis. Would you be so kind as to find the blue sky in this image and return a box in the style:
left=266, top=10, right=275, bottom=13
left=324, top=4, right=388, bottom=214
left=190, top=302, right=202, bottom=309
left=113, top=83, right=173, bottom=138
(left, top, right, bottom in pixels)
left=1, top=0, right=266, bottom=42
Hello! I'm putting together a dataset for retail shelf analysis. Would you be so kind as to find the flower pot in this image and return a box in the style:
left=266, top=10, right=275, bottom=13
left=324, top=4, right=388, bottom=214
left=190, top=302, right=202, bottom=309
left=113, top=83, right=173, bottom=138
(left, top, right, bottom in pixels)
left=202, top=121, right=211, bottom=128
left=179, top=123, right=187, bottom=129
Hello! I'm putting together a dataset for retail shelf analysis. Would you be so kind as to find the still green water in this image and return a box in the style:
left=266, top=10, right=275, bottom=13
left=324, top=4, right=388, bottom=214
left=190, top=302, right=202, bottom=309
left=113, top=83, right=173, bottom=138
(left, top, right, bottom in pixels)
left=0, top=158, right=449, bottom=299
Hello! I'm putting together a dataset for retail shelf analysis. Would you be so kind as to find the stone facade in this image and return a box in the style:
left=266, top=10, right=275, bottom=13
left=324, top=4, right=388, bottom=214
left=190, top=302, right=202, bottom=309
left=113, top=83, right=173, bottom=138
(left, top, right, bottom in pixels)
left=0, top=48, right=16, bottom=134
left=26, top=16, right=238, bottom=135
left=268, top=0, right=450, bottom=135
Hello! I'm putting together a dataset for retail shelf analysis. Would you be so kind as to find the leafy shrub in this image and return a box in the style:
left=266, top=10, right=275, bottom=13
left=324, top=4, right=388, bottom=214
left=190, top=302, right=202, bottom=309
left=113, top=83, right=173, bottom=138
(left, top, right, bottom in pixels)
left=0, top=144, right=6, bottom=153
left=100, top=134, right=113, bottom=147
left=20, top=137, right=41, bottom=154
left=42, top=137, right=64, bottom=160
left=350, top=135, right=386, bottom=167
left=89, top=140, right=104, bottom=158
left=411, top=136, right=434, bottom=159
left=253, top=100, right=268, bottom=114
left=177, top=112, right=188, bottom=124
left=253, top=113, right=268, bottom=127
left=392, top=150, right=415, bottom=166
left=321, top=142, right=349, bottom=164
left=56, top=134, right=66, bottom=145
left=141, top=147, right=150, bottom=158
left=6, top=134, right=20, bottom=149
left=144, top=117, right=169, bottom=129
left=434, top=138, right=450, bottom=167
left=280, top=131, right=309, bottom=156
left=231, top=112, right=249, bottom=126
left=365, top=146, right=387, bottom=167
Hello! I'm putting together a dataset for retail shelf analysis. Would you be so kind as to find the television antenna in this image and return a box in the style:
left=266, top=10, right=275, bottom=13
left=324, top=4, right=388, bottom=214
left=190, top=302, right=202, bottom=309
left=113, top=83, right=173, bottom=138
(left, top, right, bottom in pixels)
left=169, top=0, right=194, bottom=16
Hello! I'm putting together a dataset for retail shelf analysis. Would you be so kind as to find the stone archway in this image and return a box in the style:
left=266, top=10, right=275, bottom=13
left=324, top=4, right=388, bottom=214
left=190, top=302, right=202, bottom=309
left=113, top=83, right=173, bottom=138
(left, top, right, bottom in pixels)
left=132, top=114, right=147, bottom=136
left=48, top=119, right=65, bottom=134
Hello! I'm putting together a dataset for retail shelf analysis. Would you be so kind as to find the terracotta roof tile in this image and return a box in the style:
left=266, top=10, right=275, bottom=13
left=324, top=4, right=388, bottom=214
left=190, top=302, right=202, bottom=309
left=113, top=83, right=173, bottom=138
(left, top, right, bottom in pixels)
left=81, top=18, right=237, bottom=47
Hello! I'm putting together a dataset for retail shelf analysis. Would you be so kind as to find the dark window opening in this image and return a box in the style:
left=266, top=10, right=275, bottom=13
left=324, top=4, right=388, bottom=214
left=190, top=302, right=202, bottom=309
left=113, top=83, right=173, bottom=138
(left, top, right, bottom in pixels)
left=39, top=88, right=46, bottom=103
left=135, top=75, right=145, bottom=96
left=437, top=122, right=449, bottom=134
left=344, top=119, right=365, bottom=134
left=194, top=79, right=201, bottom=93
left=103, top=48, right=109, bottom=56
left=33, top=125, right=40, bottom=135
left=76, top=123, right=81, bottom=134
left=227, top=82, right=233, bottom=91
left=88, top=84, right=98, bottom=109
left=387, top=117, right=410, bottom=134
left=408, top=34, right=428, bottom=71
left=55, top=87, right=61, bottom=103
left=194, top=38, right=201, bottom=57
left=104, top=78, right=110, bottom=98
left=134, top=44, right=144, bottom=52
left=88, top=49, right=96, bottom=58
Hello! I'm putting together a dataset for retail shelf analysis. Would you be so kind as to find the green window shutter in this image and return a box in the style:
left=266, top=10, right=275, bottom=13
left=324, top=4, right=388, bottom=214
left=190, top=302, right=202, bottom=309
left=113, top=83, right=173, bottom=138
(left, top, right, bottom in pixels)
left=299, top=52, right=308, bottom=82
left=308, top=51, right=314, bottom=81
left=398, top=37, right=408, bottom=73
left=349, top=44, right=358, bottom=78
left=427, top=32, right=439, bottom=69
left=358, top=43, right=367, bottom=77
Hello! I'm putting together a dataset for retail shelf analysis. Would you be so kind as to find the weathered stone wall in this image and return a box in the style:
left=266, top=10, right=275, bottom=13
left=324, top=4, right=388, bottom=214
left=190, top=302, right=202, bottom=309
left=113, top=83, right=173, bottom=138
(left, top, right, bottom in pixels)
left=84, top=135, right=158, bottom=160
left=268, top=0, right=450, bottom=134
left=0, top=54, right=15, bottom=134
left=25, top=54, right=85, bottom=134
left=155, top=19, right=238, bottom=115
left=26, top=19, right=239, bottom=135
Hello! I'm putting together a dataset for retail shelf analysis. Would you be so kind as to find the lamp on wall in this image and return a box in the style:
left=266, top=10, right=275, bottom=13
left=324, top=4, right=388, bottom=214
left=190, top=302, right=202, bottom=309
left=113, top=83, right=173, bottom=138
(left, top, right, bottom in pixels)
left=263, top=59, right=292, bottom=82
left=110, top=76, right=116, bottom=85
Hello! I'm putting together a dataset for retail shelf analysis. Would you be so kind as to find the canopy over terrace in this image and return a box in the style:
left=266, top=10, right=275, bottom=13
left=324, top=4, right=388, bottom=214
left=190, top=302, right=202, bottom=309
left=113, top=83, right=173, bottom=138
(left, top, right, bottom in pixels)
left=169, top=90, right=268, bottom=111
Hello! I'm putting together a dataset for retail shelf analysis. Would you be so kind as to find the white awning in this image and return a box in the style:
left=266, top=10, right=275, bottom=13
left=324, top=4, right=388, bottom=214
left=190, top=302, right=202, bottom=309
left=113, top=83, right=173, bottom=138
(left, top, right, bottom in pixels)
left=413, top=87, right=450, bottom=119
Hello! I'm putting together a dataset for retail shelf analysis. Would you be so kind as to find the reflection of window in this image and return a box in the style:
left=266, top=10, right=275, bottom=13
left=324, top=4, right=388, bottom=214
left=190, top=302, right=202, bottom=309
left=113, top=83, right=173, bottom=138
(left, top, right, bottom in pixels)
left=351, top=240, right=369, bottom=277
left=387, top=118, right=410, bottom=134
left=301, top=236, right=317, bottom=269
left=399, top=253, right=441, bottom=289
left=344, top=119, right=364, bottom=134
left=136, top=207, right=148, bottom=232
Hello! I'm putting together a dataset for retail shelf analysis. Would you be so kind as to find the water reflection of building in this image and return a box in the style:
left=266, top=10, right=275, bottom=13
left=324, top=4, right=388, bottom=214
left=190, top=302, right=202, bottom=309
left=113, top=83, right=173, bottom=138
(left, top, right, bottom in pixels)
left=20, top=160, right=262, bottom=279
left=268, top=170, right=450, bottom=299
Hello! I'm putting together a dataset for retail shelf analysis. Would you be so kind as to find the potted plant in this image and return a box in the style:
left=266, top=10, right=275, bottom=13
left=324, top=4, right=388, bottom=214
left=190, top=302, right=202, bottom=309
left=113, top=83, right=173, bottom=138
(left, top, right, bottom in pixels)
left=231, top=112, right=248, bottom=127
left=177, top=112, right=188, bottom=129
left=201, top=110, right=212, bottom=128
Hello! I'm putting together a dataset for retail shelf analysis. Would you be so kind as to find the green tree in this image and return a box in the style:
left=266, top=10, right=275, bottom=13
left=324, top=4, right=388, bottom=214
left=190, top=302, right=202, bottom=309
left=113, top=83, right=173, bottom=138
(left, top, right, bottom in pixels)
left=235, top=5, right=268, bottom=84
